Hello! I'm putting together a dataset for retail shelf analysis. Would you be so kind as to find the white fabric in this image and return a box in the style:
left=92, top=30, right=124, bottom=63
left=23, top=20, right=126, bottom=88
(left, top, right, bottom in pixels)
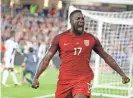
left=38, top=44, right=47, bottom=59
left=4, top=38, right=18, bottom=68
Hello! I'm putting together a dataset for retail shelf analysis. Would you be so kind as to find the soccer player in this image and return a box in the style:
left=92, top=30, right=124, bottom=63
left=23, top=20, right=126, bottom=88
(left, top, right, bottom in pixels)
left=22, top=47, right=39, bottom=84
left=32, top=10, right=130, bottom=98
left=2, top=31, right=24, bottom=86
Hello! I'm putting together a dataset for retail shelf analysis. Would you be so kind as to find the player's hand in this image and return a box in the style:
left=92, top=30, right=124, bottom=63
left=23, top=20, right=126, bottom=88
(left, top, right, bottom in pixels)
left=122, top=76, right=130, bottom=84
left=32, top=78, right=39, bottom=89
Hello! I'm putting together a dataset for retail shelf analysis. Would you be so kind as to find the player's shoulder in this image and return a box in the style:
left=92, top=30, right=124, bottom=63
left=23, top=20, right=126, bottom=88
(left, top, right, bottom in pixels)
left=57, top=29, right=70, bottom=37
left=53, top=30, right=70, bottom=40
left=5, top=38, right=12, bottom=44
left=6, top=38, right=18, bottom=46
left=84, top=32, right=96, bottom=39
left=6, top=38, right=15, bottom=42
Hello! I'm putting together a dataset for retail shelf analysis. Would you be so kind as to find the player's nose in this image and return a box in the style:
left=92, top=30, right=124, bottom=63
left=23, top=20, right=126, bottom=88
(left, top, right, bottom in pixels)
left=78, top=21, right=84, bottom=26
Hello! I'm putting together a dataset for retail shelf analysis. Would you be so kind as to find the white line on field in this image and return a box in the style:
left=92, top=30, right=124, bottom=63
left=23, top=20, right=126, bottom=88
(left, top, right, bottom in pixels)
left=34, top=93, right=55, bottom=98
left=3, top=97, right=13, bottom=98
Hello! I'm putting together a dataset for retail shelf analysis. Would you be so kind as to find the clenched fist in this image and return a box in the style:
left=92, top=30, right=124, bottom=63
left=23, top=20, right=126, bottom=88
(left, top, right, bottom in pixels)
left=122, top=76, right=130, bottom=84
left=32, top=78, right=39, bottom=89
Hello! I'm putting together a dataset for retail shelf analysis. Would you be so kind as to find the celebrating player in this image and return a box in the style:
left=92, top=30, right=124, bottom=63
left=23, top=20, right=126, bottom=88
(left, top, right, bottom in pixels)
left=32, top=10, right=130, bottom=98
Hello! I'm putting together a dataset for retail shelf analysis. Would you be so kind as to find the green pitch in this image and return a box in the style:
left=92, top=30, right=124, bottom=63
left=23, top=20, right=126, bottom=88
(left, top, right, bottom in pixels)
left=1, top=66, right=130, bottom=98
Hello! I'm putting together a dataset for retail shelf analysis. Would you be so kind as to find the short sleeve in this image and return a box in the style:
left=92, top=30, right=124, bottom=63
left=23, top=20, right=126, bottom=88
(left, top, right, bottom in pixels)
left=49, top=35, right=60, bottom=53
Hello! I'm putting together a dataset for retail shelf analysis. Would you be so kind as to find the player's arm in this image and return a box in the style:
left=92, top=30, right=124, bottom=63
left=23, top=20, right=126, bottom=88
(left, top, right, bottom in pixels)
left=93, top=37, right=130, bottom=84
left=14, top=43, right=23, bottom=55
left=16, top=49, right=23, bottom=55
left=32, top=35, right=59, bottom=89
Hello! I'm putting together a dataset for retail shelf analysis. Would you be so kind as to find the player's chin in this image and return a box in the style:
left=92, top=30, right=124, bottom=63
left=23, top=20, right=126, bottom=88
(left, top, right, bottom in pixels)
left=77, top=28, right=84, bottom=34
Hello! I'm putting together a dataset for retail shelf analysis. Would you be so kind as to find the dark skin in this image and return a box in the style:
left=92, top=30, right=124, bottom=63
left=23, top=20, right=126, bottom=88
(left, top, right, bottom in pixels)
left=32, top=11, right=130, bottom=98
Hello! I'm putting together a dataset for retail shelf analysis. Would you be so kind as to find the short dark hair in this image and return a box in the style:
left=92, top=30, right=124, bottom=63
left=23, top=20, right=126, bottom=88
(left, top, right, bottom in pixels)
left=70, top=10, right=82, bottom=20
left=28, top=47, right=34, bottom=53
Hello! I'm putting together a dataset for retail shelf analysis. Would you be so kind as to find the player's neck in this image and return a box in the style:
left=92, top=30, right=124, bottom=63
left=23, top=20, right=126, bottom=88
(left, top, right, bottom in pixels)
left=10, top=37, right=15, bottom=40
left=70, top=29, right=84, bottom=36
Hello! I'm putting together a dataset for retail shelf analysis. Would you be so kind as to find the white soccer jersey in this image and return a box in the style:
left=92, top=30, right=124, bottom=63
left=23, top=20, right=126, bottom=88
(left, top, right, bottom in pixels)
left=38, top=44, right=47, bottom=59
left=4, top=38, right=19, bottom=68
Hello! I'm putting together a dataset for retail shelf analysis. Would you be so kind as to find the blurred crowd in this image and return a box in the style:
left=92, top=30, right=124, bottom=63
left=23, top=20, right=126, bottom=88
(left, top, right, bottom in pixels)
left=1, top=6, right=67, bottom=55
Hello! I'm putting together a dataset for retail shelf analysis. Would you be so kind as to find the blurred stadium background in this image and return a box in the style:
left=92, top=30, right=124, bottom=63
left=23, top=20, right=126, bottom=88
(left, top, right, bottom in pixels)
left=1, top=0, right=133, bottom=98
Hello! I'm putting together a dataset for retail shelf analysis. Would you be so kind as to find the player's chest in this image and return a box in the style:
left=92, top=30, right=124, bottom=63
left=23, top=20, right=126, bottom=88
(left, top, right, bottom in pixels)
left=59, top=36, right=95, bottom=53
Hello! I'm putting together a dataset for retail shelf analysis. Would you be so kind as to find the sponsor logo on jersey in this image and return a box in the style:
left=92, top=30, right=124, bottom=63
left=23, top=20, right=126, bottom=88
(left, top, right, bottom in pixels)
left=64, top=43, right=70, bottom=46
left=64, top=42, right=72, bottom=46
left=84, top=40, right=89, bottom=46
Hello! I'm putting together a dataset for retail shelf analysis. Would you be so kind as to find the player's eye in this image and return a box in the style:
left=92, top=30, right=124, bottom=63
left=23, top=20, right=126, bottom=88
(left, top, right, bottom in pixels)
left=77, top=17, right=80, bottom=20
left=81, top=17, right=84, bottom=20
left=77, top=17, right=84, bottom=21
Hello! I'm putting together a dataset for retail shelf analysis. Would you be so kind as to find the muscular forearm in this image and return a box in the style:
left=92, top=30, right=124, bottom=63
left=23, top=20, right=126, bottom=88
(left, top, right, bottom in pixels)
left=34, top=43, right=58, bottom=79
left=34, top=54, right=52, bottom=79
left=35, top=60, right=49, bottom=79
left=104, top=55, right=126, bottom=77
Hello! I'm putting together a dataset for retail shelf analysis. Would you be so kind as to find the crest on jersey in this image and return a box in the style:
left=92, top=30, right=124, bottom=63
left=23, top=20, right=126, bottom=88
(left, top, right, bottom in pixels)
left=84, top=40, right=89, bottom=46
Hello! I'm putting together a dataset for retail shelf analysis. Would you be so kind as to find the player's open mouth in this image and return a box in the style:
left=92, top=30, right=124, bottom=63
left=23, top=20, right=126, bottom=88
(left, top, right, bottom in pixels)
left=77, top=25, right=83, bottom=29
left=77, top=26, right=83, bottom=31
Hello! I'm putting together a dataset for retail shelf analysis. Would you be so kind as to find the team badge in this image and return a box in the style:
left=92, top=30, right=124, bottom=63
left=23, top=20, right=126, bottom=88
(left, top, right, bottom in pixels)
left=84, top=40, right=89, bottom=46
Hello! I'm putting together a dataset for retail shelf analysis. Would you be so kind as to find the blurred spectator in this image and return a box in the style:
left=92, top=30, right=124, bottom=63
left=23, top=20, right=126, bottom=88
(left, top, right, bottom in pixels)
left=0, top=40, right=6, bottom=73
left=49, top=7, right=56, bottom=17
left=1, top=26, right=11, bottom=41
left=30, top=4, right=38, bottom=15
left=43, top=7, right=49, bottom=17
left=0, top=40, right=6, bottom=53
